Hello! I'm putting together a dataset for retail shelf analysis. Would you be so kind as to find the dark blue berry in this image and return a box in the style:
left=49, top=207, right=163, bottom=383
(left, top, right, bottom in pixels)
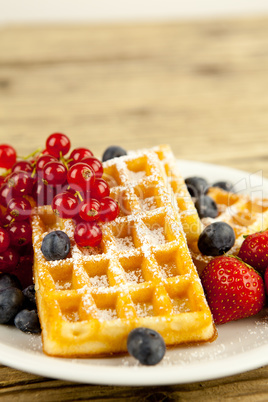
left=127, top=327, right=166, bottom=365
left=41, top=230, right=70, bottom=261
left=23, top=285, right=36, bottom=309
left=14, top=309, right=41, bottom=334
left=0, top=287, right=24, bottom=324
left=185, top=177, right=209, bottom=198
left=198, top=222, right=235, bottom=256
left=0, top=273, right=22, bottom=291
left=195, top=195, right=218, bottom=219
left=212, top=181, right=233, bottom=192
left=102, top=146, right=127, bottom=162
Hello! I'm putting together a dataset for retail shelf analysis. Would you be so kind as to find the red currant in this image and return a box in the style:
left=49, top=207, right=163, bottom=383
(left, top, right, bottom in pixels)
left=79, top=199, right=101, bottom=222
left=0, top=144, right=16, bottom=169
left=46, top=133, right=71, bottom=158
left=0, top=247, right=20, bottom=272
left=32, top=180, right=55, bottom=206
left=11, top=160, right=33, bottom=173
left=8, top=220, right=32, bottom=247
left=1, top=212, right=15, bottom=227
left=42, top=161, right=67, bottom=186
left=7, top=197, right=32, bottom=221
left=67, top=162, right=95, bottom=192
left=36, top=155, right=57, bottom=175
left=69, top=147, right=93, bottom=166
left=7, top=171, right=34, bottom=195
left=52, top=192, right=79, bottom=218
left=0, top=183, right=19, bottom=207
left=90, top=178, right=110, bottom=199
left=82, top=157, right=103, bottom=178
left=0, top=228, right=11, bottom=253
left=74, top=221, right=102, bottom=247
left=100, top=197, right=119, bottom=222
left=0, top=176, right=5, bottom=187
left=14, top=254, right=34, bottom=288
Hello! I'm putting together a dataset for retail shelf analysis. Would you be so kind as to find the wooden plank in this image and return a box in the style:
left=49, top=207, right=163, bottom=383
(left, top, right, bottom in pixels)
left=1, top=18, right=268, bottom=174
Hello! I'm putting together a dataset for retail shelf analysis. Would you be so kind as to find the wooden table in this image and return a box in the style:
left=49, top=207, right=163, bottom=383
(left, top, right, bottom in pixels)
left=1, top=16, right=268, bottom=401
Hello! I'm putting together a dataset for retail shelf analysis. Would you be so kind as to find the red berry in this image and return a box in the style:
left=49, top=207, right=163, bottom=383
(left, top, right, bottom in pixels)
left=42, top=161, right=67, bottom=186
left=69, top=148, right=93, bottom=166
left=201, top=256, right=265, bottom=325
left=238, top=230, right=268, bottom=275
left=67, top=162, right=95, bottom=192
left=0, top=176, right=5, bottom=187
left=0, top=247, right=20, bottom=272
left=0, top=144, right=16, bottom=169
left=32, top=180, right=55, bottom=206
left=74, top=221, right=102, bottom=247
left=12, top=160, right=33, bottom=173
left=46, top=133, right=71, bottom=158
left=36, top=154, right=57, bottom=175
left=79, top=199, right=101, bottom=222
left=52, top=192, right=79, bottom=218
left=82, top=157, right=103, bottom=178
left=13, top=254, right=34, bottom=288
left=8, top=220, right=32, bottom=247
left=1, top=212, right=15, bottom=227
left=265, top=267, right=268, bottom=295
left=0, top=228, right=10, bottom=253
left=100, top=197, right=119, bottom=222
left=7, top=171, right=34, bottom=195
left=7, top=197, right=32, bottom=221
left=0, top=183, right=19, bottom=207
left=90, top=178, right=110, bottom=199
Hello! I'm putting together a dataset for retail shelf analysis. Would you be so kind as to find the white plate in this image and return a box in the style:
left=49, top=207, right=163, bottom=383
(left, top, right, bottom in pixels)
left=1, top=160, right=268, bottom=386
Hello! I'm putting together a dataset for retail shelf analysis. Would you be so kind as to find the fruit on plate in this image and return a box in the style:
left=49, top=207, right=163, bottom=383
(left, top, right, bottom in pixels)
left=200, top=255, right=266, bottom=325
left=102, top=145, right=127, bottom=162
left=198, top=222, right=235, bottom=256
left=264, top=267, right=268, bottom=295
left=238, top=230, right=268, bottom=275
left=127, top=327, right=166, bottom=365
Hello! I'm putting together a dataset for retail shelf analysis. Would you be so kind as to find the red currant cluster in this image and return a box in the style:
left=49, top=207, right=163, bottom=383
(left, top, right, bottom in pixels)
left=0, top=133, right=119, bottom=279
left=0, top=145, right=34, bottom=287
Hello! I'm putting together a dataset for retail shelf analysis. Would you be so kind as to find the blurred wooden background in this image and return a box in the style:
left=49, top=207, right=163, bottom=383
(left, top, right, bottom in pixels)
left=1, top=18, right=268, bottom=174
left=1, top=16, right=268, bottom=401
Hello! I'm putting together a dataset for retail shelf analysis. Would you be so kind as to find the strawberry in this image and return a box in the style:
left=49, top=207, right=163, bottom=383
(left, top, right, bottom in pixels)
left=200, top=256, right=265, bottom=325
left=264, top=267, right=268, bottom=295
left=238, top=230, right=268, bottom=275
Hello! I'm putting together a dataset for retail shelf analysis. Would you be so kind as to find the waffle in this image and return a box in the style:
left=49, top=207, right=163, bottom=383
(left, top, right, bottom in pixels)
left=190, top=186, right=268, bottom=273
left=150, top=145, right=202, bottom=246
left=31, top=149, right=215, bottom=357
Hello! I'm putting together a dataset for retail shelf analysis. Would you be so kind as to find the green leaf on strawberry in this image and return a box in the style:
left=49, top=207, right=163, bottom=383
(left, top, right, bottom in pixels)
left=200, top=256, right=265, bottom=325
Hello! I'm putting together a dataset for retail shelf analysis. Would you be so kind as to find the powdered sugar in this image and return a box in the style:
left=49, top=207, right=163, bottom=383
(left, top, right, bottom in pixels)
left=90, top=274, right=109, bottom=288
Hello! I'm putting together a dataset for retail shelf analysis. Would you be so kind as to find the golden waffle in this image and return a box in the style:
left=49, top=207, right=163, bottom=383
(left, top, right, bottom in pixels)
left=149, top=145, right=202, bottom=246
left=190, top=186, right=268, bottom=273
left=31, top=149, right=215, bottom=357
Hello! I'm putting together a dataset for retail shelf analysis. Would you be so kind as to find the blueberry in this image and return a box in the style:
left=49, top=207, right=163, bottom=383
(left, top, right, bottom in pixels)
left=41, top=230, right=70, bottom=261
left=0, top=273, right=22, bottom=291
left=185, top=177, right=209, bottom=198
left=102, top=146, right=127, bottom=162
left=195, top=195, right=218, bottom=219
left=23, top=285, right=36, bottom=309
left=0, top=287, right=24, bottom=324
left=127, top=327, right=166, bottom=365
left=14, top=309, right=41, bottom=334
left=212, top=181, right=233, bottom=192
left=198, top=222, right=235, bottom=256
